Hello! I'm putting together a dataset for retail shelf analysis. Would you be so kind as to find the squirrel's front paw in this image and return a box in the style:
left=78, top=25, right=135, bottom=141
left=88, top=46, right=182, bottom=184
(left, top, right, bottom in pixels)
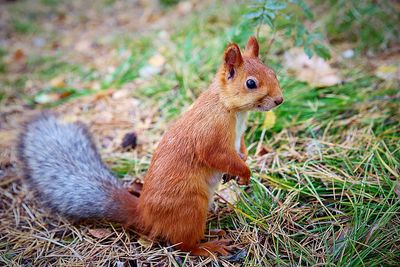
left=237, top=167, right=251, bottom=185
left=237, top=176, right=250, bottom=185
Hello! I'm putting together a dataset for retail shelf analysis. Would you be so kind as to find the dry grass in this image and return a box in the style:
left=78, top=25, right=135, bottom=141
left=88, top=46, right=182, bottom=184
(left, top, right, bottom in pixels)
left=1, top=0, right=400, bottom=266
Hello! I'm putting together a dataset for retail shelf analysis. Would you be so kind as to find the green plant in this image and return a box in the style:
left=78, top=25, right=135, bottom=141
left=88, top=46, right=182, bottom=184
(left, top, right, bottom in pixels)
left=245, top=0, right=331, bottom=59
left=159, top=0, right=180, bottom=7
left=11, top=18, right=39, bottom=34
left=325, top=0, right=400, bottom=53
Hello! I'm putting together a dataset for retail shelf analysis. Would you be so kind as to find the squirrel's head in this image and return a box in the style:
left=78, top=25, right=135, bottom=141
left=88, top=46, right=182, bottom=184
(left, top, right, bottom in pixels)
left=218, top=36, right=283, bottom=112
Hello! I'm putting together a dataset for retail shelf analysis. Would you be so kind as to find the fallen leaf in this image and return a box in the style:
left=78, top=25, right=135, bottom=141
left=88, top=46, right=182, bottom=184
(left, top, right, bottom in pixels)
left=365, top=223, right=379, bottom=243
left=262, top=110, right=276, bottom=129
left=137, top=236, right=153, bottom=248
left=88, top=228, right=112, bottom=239
left=112, top=89, right=131, bottom=99
left=148, top=54, right=165, bottom=68
left=49, top=76, right=66, bottom=88
left=256, top=145, right=273, bottom=157
left=217, top=181, right=240, bottom=204
left=284, top=48, right=341, bottom=87
left=177, top=1, right=193, bottom=15
left=395, top=181, right=400, bottom=199
left=305, top=139, right=323, bottom=157
left=375, top=64, right=400, bottom=82
left=75, top=40, right=92, bottom=53
left=13, top=49, right=25, bottom=61
left=34, top=93, right=61, bottom=104
left=328, top=224, right=351, bottom=247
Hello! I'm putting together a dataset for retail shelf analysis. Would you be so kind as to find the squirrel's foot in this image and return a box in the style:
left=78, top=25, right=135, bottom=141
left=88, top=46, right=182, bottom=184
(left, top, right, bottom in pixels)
left=189, top=239, right=235, bottom=257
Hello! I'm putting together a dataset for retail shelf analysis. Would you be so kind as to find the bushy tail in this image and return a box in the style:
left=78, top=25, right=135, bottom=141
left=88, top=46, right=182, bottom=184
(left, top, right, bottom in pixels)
left=18, top=114, right=140, bottom=227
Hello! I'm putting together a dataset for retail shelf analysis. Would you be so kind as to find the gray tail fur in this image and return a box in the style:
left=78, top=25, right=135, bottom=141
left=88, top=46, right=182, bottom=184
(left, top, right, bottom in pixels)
left=18, top=114, right=133, bottom=221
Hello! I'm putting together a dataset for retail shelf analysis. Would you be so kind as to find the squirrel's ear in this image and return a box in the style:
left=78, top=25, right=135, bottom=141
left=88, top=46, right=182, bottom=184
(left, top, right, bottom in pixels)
left=244, top=36, right=259, bottom=58
left=224, top=43, right=243, bottom=79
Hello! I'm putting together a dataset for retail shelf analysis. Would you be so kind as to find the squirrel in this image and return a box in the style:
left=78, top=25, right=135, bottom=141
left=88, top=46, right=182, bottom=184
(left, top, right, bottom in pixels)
left=18, top=36, right=283, bottom=257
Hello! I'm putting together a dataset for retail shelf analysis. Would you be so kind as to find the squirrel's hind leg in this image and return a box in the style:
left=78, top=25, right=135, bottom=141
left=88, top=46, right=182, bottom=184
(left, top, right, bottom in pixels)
left=181, top=239, right=235, bottom=257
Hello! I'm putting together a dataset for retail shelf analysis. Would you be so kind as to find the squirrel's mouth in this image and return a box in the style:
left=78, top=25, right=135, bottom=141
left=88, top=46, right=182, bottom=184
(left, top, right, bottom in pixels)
left=255, top=104, right=272, bottom=112
left=255, top=96, right=273, bottom=112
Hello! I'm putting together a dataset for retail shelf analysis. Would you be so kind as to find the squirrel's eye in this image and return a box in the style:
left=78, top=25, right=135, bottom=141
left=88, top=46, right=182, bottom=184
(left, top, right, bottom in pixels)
left=246, top=79, right=257, bottom=89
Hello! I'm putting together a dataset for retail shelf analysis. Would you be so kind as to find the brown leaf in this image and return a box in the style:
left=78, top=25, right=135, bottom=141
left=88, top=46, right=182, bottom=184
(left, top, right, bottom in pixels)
left=284, top=48, right=341, bottom=87
left=217, top=181, right=240, bottom=204
left=177, top=1, right=193, bottom=15
left=88, top=228, right=112, bottom=239
left=49, top=76, right=66, bottom=88
left=257, top=145, right=273, bottom=157
left=395, top=181, right=400, bottom=199
left=148, top=54, right=165, bottom=68
left=375, top=64, right=400, bottom=82
left=34, top=93, right=61, bottom=104
left=13, top=49, right=25, bottom=61
left=137, top=236, right=153, bottom=248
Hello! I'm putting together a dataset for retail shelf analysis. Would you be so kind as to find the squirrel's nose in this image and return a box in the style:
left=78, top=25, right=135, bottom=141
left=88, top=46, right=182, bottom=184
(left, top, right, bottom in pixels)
left=274, top=96, right=283, bottom=106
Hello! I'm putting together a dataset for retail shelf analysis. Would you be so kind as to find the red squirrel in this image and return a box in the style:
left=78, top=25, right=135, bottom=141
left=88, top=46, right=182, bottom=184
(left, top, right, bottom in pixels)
left=18, top=36, right=283, bottom=257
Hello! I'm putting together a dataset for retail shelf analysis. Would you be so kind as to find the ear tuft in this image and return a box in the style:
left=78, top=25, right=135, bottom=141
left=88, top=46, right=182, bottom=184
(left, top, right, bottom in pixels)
left=224, top=43, right=243, bottom=68
left=244, top=36, right=259, bottom=58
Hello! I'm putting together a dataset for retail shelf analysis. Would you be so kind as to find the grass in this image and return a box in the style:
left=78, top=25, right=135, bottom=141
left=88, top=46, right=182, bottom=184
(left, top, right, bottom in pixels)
left=0, top=0, right=399, bottom=266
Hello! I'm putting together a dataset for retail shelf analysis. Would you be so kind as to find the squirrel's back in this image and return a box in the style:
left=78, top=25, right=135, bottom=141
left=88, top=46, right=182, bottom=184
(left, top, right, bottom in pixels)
left=18, top=115, right=139, bottom=225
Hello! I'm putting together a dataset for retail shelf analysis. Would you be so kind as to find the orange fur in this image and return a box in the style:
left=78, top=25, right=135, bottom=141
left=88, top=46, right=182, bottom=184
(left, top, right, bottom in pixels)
left=240, top=135, right=248, bottom=161
left=119, top=37, right=283, bottom=256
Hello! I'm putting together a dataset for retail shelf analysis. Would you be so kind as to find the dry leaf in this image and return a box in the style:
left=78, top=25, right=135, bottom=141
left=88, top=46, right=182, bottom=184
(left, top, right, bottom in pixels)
left=375, top=64, right=400, bottom=82
left=328, top=224, right=350, bottom=246
left=148, top=54, right=165, bottom=68
left=395, top=181, right=400, bottom=199
left=263, top=110, right=276, bottom=129
left=305, top=139, right=323, bottom=157
left=257, top=145, right=273, bottom=157
left=177, top=1, right=193, bottom=15
left=217, top=181, right=240, bottom=204
left=112, top=89, right=131, bottom=99
left=75, top=40, right=91, bottom=53
left=284, top=48, right=341, bottom=87
left=49, top=76, right=66, bottom=88
left=34, top=93, right=61, bottom=104
left=88, top=228, right=112, bottom=239
left=137, top=236, right=153, bottom=248
left=13, top=49, right=25, bottom=61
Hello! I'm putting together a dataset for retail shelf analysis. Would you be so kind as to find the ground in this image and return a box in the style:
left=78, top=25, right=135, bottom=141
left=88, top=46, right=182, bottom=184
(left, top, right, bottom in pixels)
left=0, top=0, right=399, bottom=266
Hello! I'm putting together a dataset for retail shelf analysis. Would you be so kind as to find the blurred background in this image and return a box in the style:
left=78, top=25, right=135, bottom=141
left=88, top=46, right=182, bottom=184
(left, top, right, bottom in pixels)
left=0, top=0, right=399, bottom=266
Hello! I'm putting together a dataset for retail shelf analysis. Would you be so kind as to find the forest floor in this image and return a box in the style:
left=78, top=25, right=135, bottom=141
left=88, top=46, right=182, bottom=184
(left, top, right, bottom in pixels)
left=0, top=0, right=399, bottom=266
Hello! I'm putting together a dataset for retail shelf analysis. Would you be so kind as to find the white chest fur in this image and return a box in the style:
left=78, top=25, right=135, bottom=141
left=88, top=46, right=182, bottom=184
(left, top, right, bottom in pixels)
left=207, top=112, right=248, bottom=207
left=235, top=111, right=248, bottom=152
